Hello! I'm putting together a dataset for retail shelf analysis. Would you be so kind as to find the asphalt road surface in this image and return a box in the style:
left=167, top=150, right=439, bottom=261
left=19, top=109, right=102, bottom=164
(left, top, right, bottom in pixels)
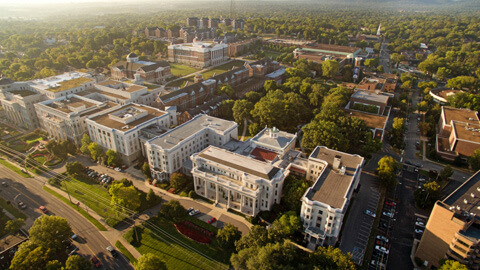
left=0, top=165, right=132, bottom=270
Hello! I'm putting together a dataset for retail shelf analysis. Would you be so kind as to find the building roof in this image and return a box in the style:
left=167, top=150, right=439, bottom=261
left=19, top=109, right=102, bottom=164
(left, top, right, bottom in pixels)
left=443, top=170, right=480, bottom=216
left=351, top=90, right=389, bottom=104
left=45, top=96, right=97, bottom=114
left=0, top=77, right=14, bottom=85
left=127, top=52, right=138, bottom=58
left=300, top=43, right=361, bottom=55
left=430, top=88, right=463, bottom=101
left=443, top=106, right=479, bottom=126
left=8, top=90, right=38, bottom=97
left=111, top=61, right=169, bottom=73
left=148, top=114, right=237, bottom=150
left=88, top=104, right=166, bottom=132
left=198, top=146, right=281, bottom=180
left=250, top=147, right=278, bottom=162
left=343, top=109, right=388, bottom=130
left=306, top=146, right=364, bottom=209
left=251, top=127, right=296, bottom=151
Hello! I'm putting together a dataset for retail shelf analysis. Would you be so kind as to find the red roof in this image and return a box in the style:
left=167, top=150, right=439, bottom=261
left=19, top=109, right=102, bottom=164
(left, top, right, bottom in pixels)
left=290, top=166, right=306, bottom=174
left=250, top=147, right=278, bottom=162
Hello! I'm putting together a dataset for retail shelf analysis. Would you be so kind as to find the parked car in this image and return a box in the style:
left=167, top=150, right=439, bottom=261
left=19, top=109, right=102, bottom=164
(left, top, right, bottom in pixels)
left=376, top=235, right=389, bottom=243
left=382, top=211, right=394, bottom=218
left=415, top=229, right=424, bottom=234
left=39, top=206, right=48, bottom=213
left=376, top=240, right=389, bottom=248
left=71, top=234, right=78, bottom=241
left=419, top=177, right=426, bottom=183
left=2, top=182, right=8, bottom=187
left=207, top=217, right=217, bottom=224
left=186, top=207, right=194, bottom=213
left=114, top=167, right=122, bottom=172
left=415, top=221, right=425, bottom=227
left=385, top=201, right=396, bottom=207
left=189, top=209, right=200, bottom=216
left=17, top=201, right=27, bottom=209
left=91, top=256, right=102, bottom=268
left=375, top=245, right=389, bottom=254
left=371, top=260, right=386, bottom=268
left=364, top=209, right=376, bottom=218
left=106, top=246, right=117, bottom=257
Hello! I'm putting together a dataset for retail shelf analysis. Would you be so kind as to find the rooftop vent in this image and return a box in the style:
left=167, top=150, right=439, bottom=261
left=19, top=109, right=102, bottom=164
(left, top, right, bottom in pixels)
left=464, top=199, right=469, bottom=204
left=472, top=193, right=476, bottom=198
left=121, top=125, right=129, bottom=129
left=339, top=166, right=346, bottom=175
left=333, top=156, right=342, bottom=170
left=457, top=205, right=461, bottom=210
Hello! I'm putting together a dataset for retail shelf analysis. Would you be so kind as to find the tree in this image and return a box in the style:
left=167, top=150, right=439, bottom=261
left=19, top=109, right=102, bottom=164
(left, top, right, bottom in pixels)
left=235, top=225, right=270, bottom=251
left=446, top=76, right=477, bottom=91
left=80, top=134, right=91, bottom=155
left=439, top=165, right=454, bottom=181
left=415, top=181, right=441, bottom=209
left=146, top=188, right=159, bottom=203
left=392, top=117, right=405, bottom=133
left=376, top=156, right=397, bottom=187
left=88, top=142, right=103, bottom=161
left=135, top=253, right=167, bottom=270
left=9, top=246, right=52, bottom=270
left=109, top=182, right=141, bottom=211
left=217, top=83, right=235, bottom=98
left=219, top=99, right=235, bottom=120
left=264, top=80, right=278, bottom=93
left=232, top=241, right=298, bottom=270
left=169, top=172, right=190, bottom=190
left=281, top=176, right=310, bottom=213
left=469, top=149, right=480, bottom=171
left=232, top=99, right=254, bottom=124
left=5, top=218, right=25, bottom=235
left=29, top=216, right=73, bottom=254
left=217, top=224, right=242, bottom=250
left=322, top=59, right=340, bottom=79
left=390, top=53, right=405, bottom=67
left=268, top=211, right=301, bottom=240
left=308, top=246, right=356, bottom=270
left=159, top=200, right=185, bottom=221
left=142, top=162, right=152, bottom=179
left=106, top=149, right=121, bottom=167
left=65, top=255, right=92, bottom=270
left=439, top=259, right=468, bottom=270
left=417, top=101, right=429, bottom=112
left=66, top=161, right=84, bottom=177
left=418, top=122, right=431, bottom=136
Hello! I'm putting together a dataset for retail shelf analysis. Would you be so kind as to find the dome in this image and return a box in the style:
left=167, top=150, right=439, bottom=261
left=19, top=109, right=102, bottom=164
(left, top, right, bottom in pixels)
left=127, top=52, right=138, bottom=59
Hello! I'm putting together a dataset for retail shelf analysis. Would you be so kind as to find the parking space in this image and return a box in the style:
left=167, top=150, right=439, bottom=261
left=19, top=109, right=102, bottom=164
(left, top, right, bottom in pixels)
left=350, top=187, right=380, bottom=264
left=414, top=215, right=426, bottom=240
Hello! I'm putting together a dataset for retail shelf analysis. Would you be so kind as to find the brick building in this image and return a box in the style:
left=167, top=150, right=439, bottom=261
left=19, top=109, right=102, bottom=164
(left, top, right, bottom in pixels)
left=110, top=53, right=172, bottom=84
left=168, top=42, right=228, bottom=68
left=227, top=38, right=259, bottom=57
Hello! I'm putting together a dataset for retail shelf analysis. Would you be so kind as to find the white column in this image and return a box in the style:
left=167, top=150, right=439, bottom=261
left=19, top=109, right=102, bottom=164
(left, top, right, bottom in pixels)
left=215, top=184, right=219, bottom=203
left=227, top=190, right=230, bottom=208
left=252, top=198, right=256, bottom=216
left=204, top=180, right=207, bottom=196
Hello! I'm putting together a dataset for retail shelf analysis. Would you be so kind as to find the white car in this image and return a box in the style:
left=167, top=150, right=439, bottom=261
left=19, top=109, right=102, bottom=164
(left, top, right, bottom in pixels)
left=17, top=201, right=27, bottom=209
left=371, top=260, right=386, bottom=268
left=189, top=209, right=200, bottom=216
left=375, top=245, right=389, bottom=254
left=415, top=229, right=424, bottom=234
left=114, top=167, right=122, bottom=172
left=364, top=209, right=376, bottom=218
left=376, top=235, right=389, bottom=243
left=415, top=221, right=425, bottom=227
left=382, top=211, right=394, bottom=218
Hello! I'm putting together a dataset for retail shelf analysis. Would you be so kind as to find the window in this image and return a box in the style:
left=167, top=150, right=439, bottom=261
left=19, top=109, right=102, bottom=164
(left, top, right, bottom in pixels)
left=318, top=210, right=323, bottom=215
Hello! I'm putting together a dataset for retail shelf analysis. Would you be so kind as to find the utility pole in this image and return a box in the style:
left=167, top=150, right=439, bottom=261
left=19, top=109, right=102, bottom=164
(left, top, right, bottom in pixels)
left=62, top=180, right=72, bottom=203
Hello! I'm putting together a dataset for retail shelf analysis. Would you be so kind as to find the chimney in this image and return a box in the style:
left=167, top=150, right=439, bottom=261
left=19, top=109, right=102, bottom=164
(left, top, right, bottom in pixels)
left=333, top=156, right=342, bottom=170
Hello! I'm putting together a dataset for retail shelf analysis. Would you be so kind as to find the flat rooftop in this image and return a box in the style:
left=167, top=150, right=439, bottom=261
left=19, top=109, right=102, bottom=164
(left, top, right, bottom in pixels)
left=344, top=109, right=388, bottom=130
left=443, top=106, right=479, bottom=126
left=452, top=122, right=480, bottom=142
left=97, top=80, right=146, bottom=93
left=430, top=88, right=463, bottom=100
left=306, top=146, right=364, bottom=209
left=351, top=90, right=389, bottom=104
left=301, top=44, right=360, bottom=55
left=46, top=96, right=96, bottom=114
left=444, top=170, right=480, bottom=216
left=198, top=146, right=280, bottom=180
left=89, top=104, right=165, bottom=131
left=149, top=114, right=237, bottom=150
left=31, top=73, right=93, bottom=93
left=251, top=127, right=296, bottom=151
left=9, top=90, right=38, bottom=97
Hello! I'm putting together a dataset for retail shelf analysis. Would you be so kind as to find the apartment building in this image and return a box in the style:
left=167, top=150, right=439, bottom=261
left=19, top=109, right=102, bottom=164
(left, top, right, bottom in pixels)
left=191, top=146, right=289, bottom=216
left=168, top=42, right=228, bottom=68
left=347, top=90, right=390, bottom=115
left=110, top=53, right=172, bottom=84
left=436, top=106, right=480, bottom=161
left=415, top=170, right=480, bottom=269
left=86, top=104, right=176, bottom=164
left=34, top=95, right=116, bottom=145
left=145, top=114, right=238, bottom=181
left=227, top=38, right=259, bottom=57
left=297, top=146, right=364, bottom=247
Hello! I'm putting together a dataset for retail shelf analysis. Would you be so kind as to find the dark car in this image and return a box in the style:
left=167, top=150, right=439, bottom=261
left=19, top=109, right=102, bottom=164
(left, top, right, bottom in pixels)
left=107, top=246, right=118, bottom=257
left=91, top=256, right=102, bottom=268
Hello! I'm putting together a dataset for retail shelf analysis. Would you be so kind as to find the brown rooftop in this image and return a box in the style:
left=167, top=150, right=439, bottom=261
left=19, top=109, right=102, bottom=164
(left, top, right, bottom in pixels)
left=47, top=97, right=96, bottom=114
left=303, top=43, right=360, bottom=54
left=343, top=109, right=387, bottom=130
left=443, top=107, right=479, bottom=126
left=89, top=104, right=166, bottom=131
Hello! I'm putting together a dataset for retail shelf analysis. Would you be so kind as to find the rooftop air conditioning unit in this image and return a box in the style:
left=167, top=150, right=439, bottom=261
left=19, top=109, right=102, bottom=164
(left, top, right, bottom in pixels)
left=464, top=199, right=469, bottom=204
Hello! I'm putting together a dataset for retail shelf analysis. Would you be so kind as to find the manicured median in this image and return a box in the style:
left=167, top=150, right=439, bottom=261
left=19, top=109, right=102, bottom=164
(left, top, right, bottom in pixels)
left=0, top=196, right=27, bottom=219
left=0, top=158, right=32, bottom=178
left=43, top=185, right=107, bottom=231
left=115, top=240, right=137, bottom=264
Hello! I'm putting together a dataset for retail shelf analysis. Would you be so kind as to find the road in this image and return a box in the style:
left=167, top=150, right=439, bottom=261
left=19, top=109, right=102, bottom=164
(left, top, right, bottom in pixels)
left=0, top=166, right=133, bottom=270
left=379, top=40, right=391, bottom=73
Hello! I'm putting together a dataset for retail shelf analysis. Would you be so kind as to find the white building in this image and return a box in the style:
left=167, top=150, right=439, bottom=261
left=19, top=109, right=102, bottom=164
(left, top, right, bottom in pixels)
left=0, top=87, right=44, bottom=129
left=28, top=72, right=96, bottom=99
left=191, top=146, right=289, bottom=216
left=78, top=79, right=159, bottom=107
left=86, top=103, right=176, bottom=164
left=34, top=95, right=117, bottom=145
left=298, top=146, right=364, bottom=247
left=145, top=114, right=238, bottom=181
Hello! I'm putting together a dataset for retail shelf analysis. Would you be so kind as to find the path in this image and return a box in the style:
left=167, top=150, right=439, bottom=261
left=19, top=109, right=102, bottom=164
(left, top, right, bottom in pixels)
left=240, top=119, right=247, bottom=141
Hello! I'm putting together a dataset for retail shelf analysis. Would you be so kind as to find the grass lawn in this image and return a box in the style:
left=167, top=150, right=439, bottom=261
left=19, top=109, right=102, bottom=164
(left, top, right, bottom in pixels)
left=170, top=63, right=199, bottom=77
left=115, top=240, right=137, bottom=264
left=26, top=136, right=43, bottom=144
left=0, top=158, right=32, bottom=178
left=264, top=50, right=282, bottom=58
left=165, top=76, right=194, bottom=88
left=201, top=60, right=246, bottom=79
left=56, top=174, right=122, bottom=227
left=131, top=216, right=230, bottom=270
left=0, top=196, right=27, bottom=220
left=43, top=186, right=107, bottom=231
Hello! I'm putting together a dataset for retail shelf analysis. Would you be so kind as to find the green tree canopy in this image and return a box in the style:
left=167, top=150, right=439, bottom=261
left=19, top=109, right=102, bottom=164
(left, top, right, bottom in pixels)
left=159, top=200, right=186, bottom=221
left=29, top=216, right=73, bottom=254
left=376, top=156, right=397, bottom=188
left=88, top=142, right=103, bottom=161
left=135, top=253, right=167, bottom=270
left=80, top=134, right=91, bottom=155
left=232, top=99, right=254, bottom=123
left=169, top=172, right=190, bottom=191
left=469, top=149, right=480, bottom=171
left=106, top=149, right=121, bottom=167
left=66, top=161, right=84, bottom=177
left=142, top=162, right=152, bottom=179
left=217, top=223, right=242, bottom=250
left=439, top=259, right=468, bottom=270
left=65, top=255, right=92, bottom=270
left=322, top=59, right=340, bottom=79
left=5, top=218, right=25, bottom=235
left=109, top=182, right=141, bottom=211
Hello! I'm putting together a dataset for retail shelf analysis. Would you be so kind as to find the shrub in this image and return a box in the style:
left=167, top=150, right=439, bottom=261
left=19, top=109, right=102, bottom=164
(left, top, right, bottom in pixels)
left=179, top=191, right=187, bottom=197
left=188, top=190, right=195, bottom=198
left=48, top=177, right=61, bottom=186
